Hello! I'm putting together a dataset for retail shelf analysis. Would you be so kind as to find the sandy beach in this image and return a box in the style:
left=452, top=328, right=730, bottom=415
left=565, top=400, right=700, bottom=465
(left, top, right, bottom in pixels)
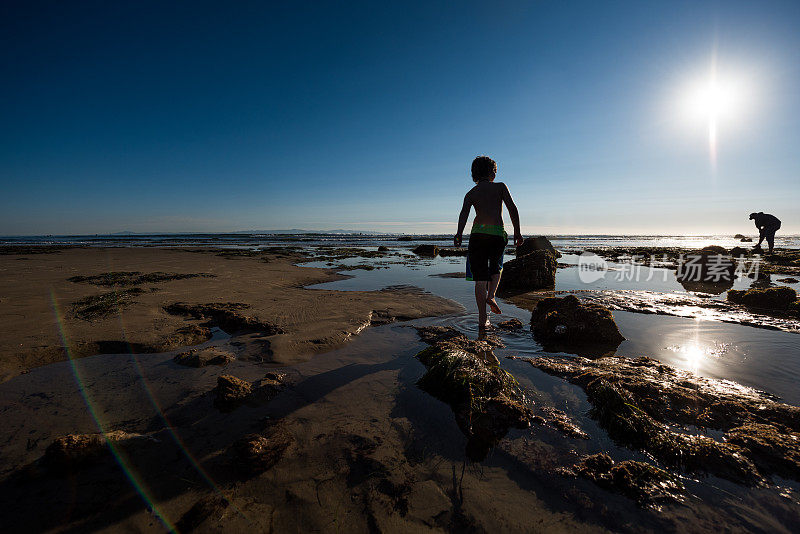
left=0, top=246, right=461, bottom=382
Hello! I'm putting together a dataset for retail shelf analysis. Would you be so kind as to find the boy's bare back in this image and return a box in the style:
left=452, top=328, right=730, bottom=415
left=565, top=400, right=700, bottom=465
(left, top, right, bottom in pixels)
left=465, top=181, right=513, bottom=227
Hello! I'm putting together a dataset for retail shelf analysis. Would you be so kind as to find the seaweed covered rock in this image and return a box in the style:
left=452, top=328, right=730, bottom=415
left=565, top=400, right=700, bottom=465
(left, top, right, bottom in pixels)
left=517, top=354, right=800, bottom=484
left=729, top=246, right=748, bottom=257
left=214, top=375, right=253, bottom=411
left=414, top=326, right=531, bottom=460
left=538, top=406, right=588, bottom=439
left=173, top=347, right=235, bottom=367
left=413, top=245, right=438, bottom=257
left=438, top=247, right=468, bottom=257
left=44, top=431, right=143, bottom=472
left=569, top=453, right=684, bottom=506
left=497, top=250, right=557, bottom=295
left=496, top=318, right=524, bottom=330
left=516, top=236, right=561, bottom=259
left=164, top=302, right=284, bottom=335
left=252, top=371, right=288, bottom=402
left=726, top=423, right=800, bottom=480
left=232, top=423, right=293, bottom=473
left=530, top=295, right=624, bottom=351
left=727, top=286, right=797, bottom=311
left=676, top=246, right=736, bottom=286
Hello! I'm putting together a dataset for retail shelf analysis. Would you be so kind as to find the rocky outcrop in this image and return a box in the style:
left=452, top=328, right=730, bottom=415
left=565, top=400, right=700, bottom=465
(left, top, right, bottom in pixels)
left=726, top=423, right=800, bottom=480
left=173, top=347, right=235, bottom=367
left=413, top=326, right=531, bottom=460
left=164, top=302, right=284, bottom=335
left=728, top=286, right=797, bottom=311
left=437, top=247, right=468, bottom=257
left=214, top=375, right=253, bottom=411
left=412, top=245, right=438, bottom=257
left=516, top=354, right=800, bottom=485
left=676, top=246, right=737, bottom=286
left=44, top=431, right=144, bottom=472
left=564, top=453, right=684, bottom=506
left=730, top=246, right=748, bottom=257
left=496, top=318, right=523, bottom=330
left=515, top=236, right=561, bottom=259
left=530, top=295, right=624, bottom=352
left=536, top=407, right=588, bottom=439
left=213, top=372, right=287, bottom=411
left=232, top=422, right=293, bottom=473
left=497, top=250, right=557, bottom=295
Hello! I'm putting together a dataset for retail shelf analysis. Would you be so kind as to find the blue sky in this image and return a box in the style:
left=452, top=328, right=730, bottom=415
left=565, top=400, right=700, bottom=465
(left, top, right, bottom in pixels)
left=1, top=0, right=798, bottom=235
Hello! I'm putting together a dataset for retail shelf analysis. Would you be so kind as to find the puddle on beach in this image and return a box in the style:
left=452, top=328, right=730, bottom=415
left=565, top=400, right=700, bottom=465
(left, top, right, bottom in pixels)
left=1, top=246, right=799, bottom=531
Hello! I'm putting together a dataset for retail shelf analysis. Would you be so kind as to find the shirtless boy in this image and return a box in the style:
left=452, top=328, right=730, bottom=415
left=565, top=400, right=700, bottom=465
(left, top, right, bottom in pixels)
left=454, top=156, right=523, bottom=336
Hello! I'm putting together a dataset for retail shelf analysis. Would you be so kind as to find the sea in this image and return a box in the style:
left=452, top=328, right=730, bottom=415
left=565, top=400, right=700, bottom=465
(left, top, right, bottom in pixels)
left=3, top=232, right=800, bottom=250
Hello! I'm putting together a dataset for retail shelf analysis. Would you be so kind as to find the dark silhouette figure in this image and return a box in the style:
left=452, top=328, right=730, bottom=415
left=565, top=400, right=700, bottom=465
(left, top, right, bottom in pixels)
left=749, top=212, right=781, bottom=253
left=455, top=156, right=523, bottom=337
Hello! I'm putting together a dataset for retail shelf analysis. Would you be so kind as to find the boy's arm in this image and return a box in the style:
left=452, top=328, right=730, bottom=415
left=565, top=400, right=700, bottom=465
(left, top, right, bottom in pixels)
left=501, top=183, right=523, bottom=246
left=454, top=192, right=471, bottom=247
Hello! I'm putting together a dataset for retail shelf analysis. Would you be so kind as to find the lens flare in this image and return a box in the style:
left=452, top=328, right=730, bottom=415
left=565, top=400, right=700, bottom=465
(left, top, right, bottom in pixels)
left=50, top=290, right=176, bottom=532
left=50, top=289, right=255, bottom=529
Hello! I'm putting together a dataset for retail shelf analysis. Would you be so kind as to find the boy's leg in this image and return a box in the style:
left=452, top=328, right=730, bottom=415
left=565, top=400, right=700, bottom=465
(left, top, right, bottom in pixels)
left=475, top=281, right=488, bottom=329
left=486, top=273, right=502, bottom=314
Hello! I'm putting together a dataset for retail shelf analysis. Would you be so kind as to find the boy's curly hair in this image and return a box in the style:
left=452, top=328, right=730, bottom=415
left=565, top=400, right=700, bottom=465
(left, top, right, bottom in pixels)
left=471, top=156, right=497, bottom=182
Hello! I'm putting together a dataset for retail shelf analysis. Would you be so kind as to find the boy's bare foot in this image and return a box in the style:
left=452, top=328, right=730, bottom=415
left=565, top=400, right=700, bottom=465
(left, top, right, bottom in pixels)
left=487, top=297, right=501, bottom=314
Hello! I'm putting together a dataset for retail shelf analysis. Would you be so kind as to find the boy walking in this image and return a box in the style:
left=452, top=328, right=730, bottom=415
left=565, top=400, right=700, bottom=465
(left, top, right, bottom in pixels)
left=454, top=156, right=523, bottom=337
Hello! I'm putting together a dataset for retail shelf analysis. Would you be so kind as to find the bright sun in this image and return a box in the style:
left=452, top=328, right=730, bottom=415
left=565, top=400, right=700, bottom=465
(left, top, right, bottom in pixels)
left=680, top=58, right=750, bottom=168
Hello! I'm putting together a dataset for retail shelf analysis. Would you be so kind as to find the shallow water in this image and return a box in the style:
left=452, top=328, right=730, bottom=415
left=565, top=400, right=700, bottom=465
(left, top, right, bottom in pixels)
left=305, top=249, right=800, bottom=404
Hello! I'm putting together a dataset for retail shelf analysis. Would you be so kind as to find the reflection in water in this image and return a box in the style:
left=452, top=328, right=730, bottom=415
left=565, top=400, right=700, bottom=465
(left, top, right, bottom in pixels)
left=476, top=348, right=501, bottom=367
left=662, top=319, right=732, bottom=375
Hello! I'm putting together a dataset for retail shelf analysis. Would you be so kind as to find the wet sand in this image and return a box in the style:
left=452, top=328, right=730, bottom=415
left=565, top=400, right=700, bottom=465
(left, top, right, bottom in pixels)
left=0, top=247, right=461, bottom=383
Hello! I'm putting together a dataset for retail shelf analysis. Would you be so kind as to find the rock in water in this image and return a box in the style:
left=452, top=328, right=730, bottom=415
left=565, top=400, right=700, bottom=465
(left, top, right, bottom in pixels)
left=413, top=326, right=532, bottom=461
left=518, top=354, right=800, bottom=485
left=568, top=453, right=685, bottom=507
left=516, top=236, right=561, bottom=259
left=377, top=246, right=390, bottom=252
left=413, top=244, right=438, bottom=257
left=530, top=295, right=624, bottom=350
left=676, top=246, right=736, bottom=286
left=437, top=247, right=468, bottom=257
left=728, top=286, right=797, bottom=310
left=497, top=250, right=557, bottom=295
left=496, top=318, right=523, bottom=330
